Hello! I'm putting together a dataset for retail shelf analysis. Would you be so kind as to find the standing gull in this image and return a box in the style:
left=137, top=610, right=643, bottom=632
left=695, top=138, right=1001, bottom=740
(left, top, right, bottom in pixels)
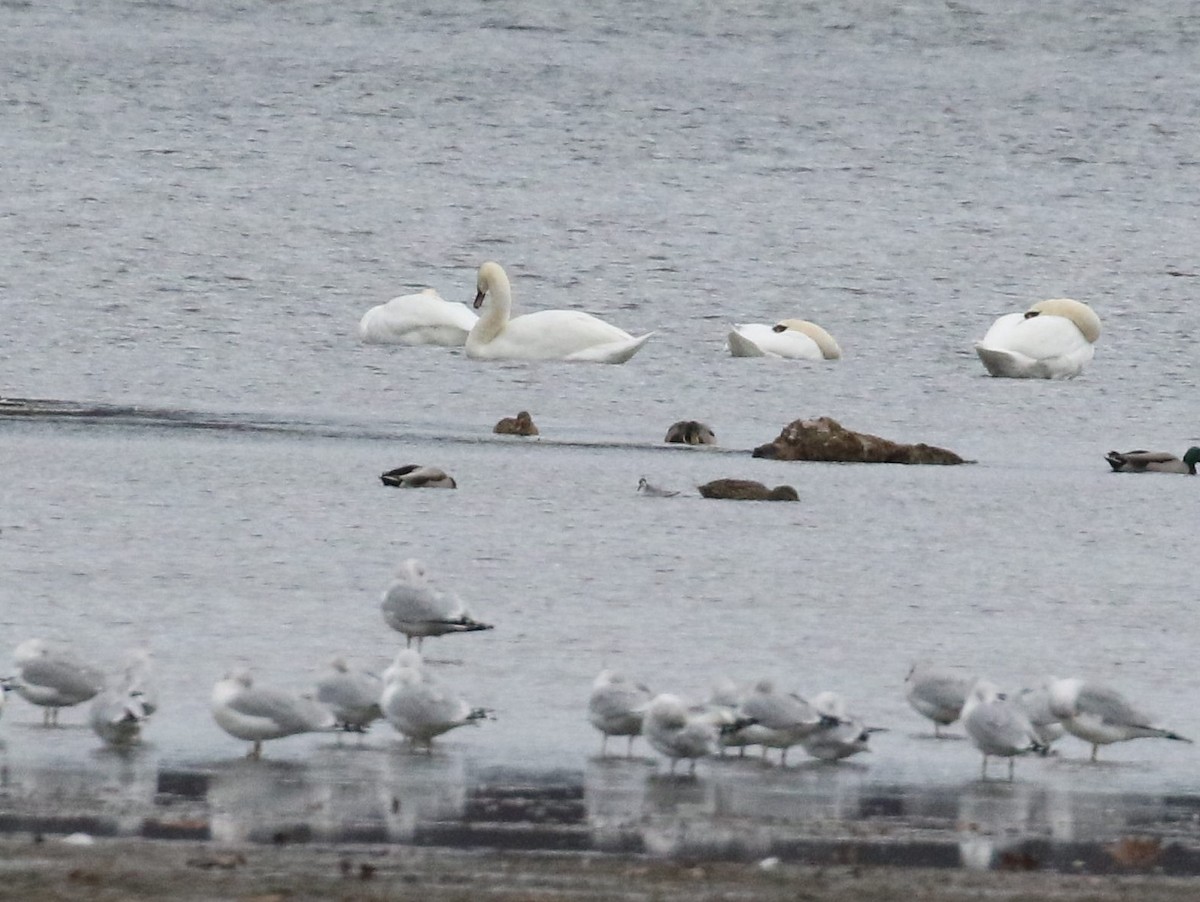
left=961, top=680, right=1047, bottom=780
left=802, top=691, right=882, bottom=762
left=905, top=661, right=973, bottom=737
left=729, top=680, right=832, bottom=766
left=315, top=657, right=383, bottom=733
left=643, top=693, right=752, bottom=776
left=211, top=670, right=336, bottom=759
left=1048, top=677, right=1192, bottom=761
left=12, top=639, right=105, bottom=725
left=89, top=649, right=157, bottom=747
left=380, top=651, right=491, bottom=751
left=587, top=669, right=652, bottom=758
left=381, top=559, right=493, bottom=650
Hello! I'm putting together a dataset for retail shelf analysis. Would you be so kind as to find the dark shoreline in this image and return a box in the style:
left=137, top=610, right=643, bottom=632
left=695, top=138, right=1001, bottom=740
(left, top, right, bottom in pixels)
left=3, top=838, right=1200, bottom=902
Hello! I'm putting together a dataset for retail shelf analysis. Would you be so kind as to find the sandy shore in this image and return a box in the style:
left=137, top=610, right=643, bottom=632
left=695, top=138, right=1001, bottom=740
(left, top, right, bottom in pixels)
left=1, top=837, right=1198, bottom=902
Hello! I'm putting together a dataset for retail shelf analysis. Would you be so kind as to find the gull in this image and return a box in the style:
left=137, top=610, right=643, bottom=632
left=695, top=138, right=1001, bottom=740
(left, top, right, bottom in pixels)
left=801, top=691, right=884, bottom=762
left=961, top=680, right=1047, bottom=780
left=637, top=477, right=679, bottom=498
left=587, top=669, right=652, bottom=757
left=644, top=693, right=754, bottom=775
left=380, top=650, right=492, bottom=751
left=730, top=680, right=833, bottom=766
left=1014, top=683, right=1065, bottom=747
left=1048, top=677, right=1193, bottom=762
left=0, top=677, right=18, bottom=722
left=904, top=660, right=973, bottom=737
left=89, top=686, right=152, bottom=747
left=13, top=639, right=105, bottom=725
left=211, top=670, right=336, bottom=759
left=706, top=677, right=759, bottom=757
left=88, top=649, right=157, bottom=747
left=381, top=559, right=493, bottom=650
left=315, top=657, right=383, bottom=733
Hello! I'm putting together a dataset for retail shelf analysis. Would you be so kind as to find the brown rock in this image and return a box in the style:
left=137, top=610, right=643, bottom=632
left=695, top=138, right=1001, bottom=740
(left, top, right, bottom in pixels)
left=751, top=417, right=965, bottom=465
left=698, top=479, right=798, bottom=501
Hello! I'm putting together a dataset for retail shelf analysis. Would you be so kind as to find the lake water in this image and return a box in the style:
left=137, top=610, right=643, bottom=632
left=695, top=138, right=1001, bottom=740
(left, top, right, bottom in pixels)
left=1, top=0, right=1199, bottom=856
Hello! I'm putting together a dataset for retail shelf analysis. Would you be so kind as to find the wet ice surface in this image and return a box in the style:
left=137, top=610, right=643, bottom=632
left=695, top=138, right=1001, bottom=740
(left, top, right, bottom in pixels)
left=2, top=405, right=1199, bottom=869
left=3, top=0, right=1200, bottom=869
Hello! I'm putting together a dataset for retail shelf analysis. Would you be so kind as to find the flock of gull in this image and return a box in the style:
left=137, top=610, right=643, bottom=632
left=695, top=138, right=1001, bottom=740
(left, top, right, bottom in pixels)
left=2, top=562, right=1191, bottom=781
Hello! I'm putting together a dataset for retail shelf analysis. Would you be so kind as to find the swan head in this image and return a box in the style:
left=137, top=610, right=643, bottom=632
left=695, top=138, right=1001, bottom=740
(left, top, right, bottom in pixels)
left=1025, top=298, right=1101, bottom=343
left=770, top=319, right=842, bottom=359
left=474, top=261, right=508, bottom=310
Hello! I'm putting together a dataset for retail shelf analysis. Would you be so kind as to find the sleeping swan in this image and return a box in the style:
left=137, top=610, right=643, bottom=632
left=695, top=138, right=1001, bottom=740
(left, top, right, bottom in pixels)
left=727, top=320, right=842, bottom=360
left=974, top=298, right=1101, bottom=379
left=466, top=261, right=652, bottom=364
left=358, top=288, right=477, bottom=346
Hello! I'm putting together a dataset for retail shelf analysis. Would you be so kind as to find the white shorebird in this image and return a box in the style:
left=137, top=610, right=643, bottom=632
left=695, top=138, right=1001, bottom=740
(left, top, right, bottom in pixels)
left=380, top=651, right=491, bottom=751
left=1048, top=677, right=1193, bottom=761
left=381, top=559, right=493, bottom=650
left=730, top=680, right=832, bottom=766
left=211, top=670, right=336, bottom=759
left=315, top=657, right=383, bottom=733
left=88, top=649, right=157, bottom=747
left=13, top=639, right=105, bottom=726
left=636, top=477, right=680, bottom=498
left=643, top=693, right=752, bottom=775
left=961, top=680, right=1047, bottom=780
left=801, top=691, right=883, bottom=762
left=587, top=669, right=652, bottom=757
left=1014, top=683, right=1065, bottom=748
left=904, top=661, right=973, bottom=737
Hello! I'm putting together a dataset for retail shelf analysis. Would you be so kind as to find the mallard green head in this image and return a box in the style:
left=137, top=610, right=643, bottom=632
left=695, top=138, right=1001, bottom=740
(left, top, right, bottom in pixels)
left=1184, top=446, right=1200, bottom=469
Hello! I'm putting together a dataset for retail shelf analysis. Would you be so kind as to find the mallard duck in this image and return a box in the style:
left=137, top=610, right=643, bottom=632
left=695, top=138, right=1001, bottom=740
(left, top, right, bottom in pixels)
left=493, top=410, right=539, bottom=436
left=664, top=420, right=716, bottom=445
left=1105, top=447, right=1200, bottom=474
left=698, top=479, right=798, bottom=501
left=380, top=465, right=457, bottom=488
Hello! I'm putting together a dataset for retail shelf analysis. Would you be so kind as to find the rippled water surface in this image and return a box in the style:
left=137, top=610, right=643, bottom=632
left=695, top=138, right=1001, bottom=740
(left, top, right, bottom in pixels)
left=2, top=0, right=1199, bottom=822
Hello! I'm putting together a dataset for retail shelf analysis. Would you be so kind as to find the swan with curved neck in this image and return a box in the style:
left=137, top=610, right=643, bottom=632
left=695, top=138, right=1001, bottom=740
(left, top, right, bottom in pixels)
left=727, top=319, right=841, bottom=360
left=974, top=297, right=1101, bottom=379
left=358, top=288, right=477, bottom=346
left=466, top=262, right=652, bottom=364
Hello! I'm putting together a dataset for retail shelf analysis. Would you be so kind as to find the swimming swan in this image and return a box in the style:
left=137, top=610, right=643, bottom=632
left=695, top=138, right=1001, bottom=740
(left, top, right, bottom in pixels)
left=974, top=298, right=1101, bottom=379
left=727, top=320, right=842, bottom=360
left=358, top=289, right=478, bottom=346
left=466, top=261, right=653, bottom=364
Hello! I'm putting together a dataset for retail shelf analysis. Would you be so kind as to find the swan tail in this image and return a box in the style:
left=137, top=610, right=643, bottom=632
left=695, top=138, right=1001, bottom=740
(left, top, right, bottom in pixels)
left=565, top=332, right=654, bottom=364
left=727, top=330, right=767, bottom=358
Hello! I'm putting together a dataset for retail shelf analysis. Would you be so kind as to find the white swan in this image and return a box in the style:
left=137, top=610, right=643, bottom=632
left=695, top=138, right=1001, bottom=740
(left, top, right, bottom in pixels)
left=974, top=298, right=1101, bottom=379
left=358, top=288, right=478, bottom=346
left=727, top=319, right=842, bottom=360
left=466, top=261, right=652, bottom=364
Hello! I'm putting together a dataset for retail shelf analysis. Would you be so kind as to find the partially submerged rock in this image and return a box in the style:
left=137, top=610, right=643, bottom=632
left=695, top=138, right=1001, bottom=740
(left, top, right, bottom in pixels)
left=698, top=479, right=798, bottom=501
left=751, top=417, right=965, bottom=465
